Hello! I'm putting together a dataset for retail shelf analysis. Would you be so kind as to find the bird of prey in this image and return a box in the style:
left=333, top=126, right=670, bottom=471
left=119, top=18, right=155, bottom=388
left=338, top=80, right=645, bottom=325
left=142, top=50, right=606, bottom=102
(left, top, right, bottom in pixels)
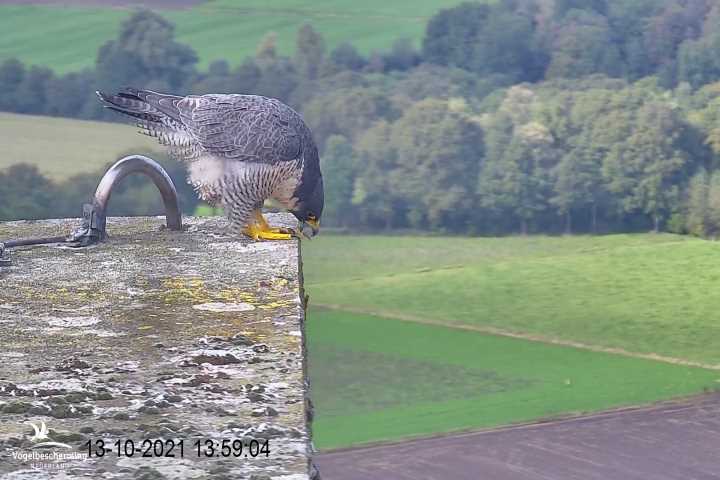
left=96, top=88, right=323, bottom=240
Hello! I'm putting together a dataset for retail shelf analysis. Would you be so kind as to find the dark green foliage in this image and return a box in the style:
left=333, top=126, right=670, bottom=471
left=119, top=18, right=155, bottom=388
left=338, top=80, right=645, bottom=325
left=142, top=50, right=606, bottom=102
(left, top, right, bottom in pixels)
left=423, top=2, right=546, bottom=83
left=0, top=59, right=25, bottom=111
left=686, top=168, right=709, bottom=236
left=706, top=172, right=720, bottom=237
left=95, top=9, right=197, bottom=92
left=684, top=169, right=720, bottom=238
left=5, top=5, right=720, bottom=237
left=44, top=71, right=95, bottom=118
left=603, top=101, right=690, bottom=231
left=302, top=86, right=397, bottom=148
left=0, top=164, right=57, bottom=220
left=320, top=135, right=355, bottom=228
left=390, top=64, right=485, bottom=103
left=253, top=34, right=299, bottom=103
left=191, top=59, right=262, bottom=96
left=15, top=66, right=54, bottom=114
left=295, top=24, right=325, bottom=80
left=545, top=10, right=623, bottom=79
left=554, top=0, right=608, bottom=18
left=329, top=42, right=366, bottom=72
left=423, top=3, right=489, bottom=68
left=642, top=0, right=707, bottom=84
left=381, top=38, right=421, bottom=72
left=0, top=154, right=199, bottom=222
left=677, top=5, right=720, bottom=89
left=387, top=98, right=483, bottom=230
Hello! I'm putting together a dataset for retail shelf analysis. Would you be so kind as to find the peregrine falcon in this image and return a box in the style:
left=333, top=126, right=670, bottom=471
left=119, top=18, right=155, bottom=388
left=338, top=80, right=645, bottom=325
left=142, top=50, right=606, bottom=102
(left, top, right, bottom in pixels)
left=96, top=88, right=323, bottom=240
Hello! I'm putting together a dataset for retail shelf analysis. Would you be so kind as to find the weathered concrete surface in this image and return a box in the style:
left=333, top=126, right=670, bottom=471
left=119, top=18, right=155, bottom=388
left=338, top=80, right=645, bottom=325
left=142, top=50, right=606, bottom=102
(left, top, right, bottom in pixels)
left=0, top=215, right=312, bottom=479
left=316, top=393, right=720, bottom=480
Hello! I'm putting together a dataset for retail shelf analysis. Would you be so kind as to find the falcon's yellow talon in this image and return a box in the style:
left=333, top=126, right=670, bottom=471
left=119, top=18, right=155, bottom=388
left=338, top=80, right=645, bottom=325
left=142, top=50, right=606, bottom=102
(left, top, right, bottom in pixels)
left=242, top=210, right=295, bottom=241
left=260, top=231, right=293, bottom=240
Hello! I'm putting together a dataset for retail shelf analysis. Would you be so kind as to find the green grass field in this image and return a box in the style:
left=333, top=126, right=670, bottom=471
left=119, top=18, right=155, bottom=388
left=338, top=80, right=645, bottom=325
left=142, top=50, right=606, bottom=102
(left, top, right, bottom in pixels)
left=302, top=233, right=720, bottom=449
left=0, top=0, right=465, bottom=73
left=304, top=234, right=720, bottom=365
left=308, top=309, right=719, bottom=449
left=0, top=113, right=160, bottom=179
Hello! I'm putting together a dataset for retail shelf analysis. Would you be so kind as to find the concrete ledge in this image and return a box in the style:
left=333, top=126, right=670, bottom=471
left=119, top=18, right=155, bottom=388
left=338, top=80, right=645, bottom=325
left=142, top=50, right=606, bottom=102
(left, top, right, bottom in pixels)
left=0, top=215, right=313, bottom=479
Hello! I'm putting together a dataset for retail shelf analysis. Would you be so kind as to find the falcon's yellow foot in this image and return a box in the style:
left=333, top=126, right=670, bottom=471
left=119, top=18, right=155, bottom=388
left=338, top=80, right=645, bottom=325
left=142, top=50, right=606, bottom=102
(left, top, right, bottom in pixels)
left=242, top=210, right=297, bottom=241
left=243, top=223, right=294, bottom=240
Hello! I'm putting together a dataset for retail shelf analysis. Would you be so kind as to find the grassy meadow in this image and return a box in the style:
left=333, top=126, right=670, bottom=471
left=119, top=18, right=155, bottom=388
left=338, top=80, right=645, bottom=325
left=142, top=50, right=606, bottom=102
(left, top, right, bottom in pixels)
left=0, top=113, right=160, bottom=180
left=308, top=309, right=719, bottom=449
left=304, top=234, right=720, bottom=365
left=0, top=0, right=466, bottom=73
left=302, top=233, right=720, bottom=449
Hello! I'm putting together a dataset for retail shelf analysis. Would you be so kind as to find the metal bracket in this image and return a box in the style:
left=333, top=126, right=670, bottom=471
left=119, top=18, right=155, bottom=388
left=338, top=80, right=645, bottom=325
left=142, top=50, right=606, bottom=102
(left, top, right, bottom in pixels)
left=0, top=154, right=183, bottom=261
left=66, top=203, right=107, bottom=247
left=82, top=154, right=184, bottom=245
left=65, top=154, right=184, bottom=247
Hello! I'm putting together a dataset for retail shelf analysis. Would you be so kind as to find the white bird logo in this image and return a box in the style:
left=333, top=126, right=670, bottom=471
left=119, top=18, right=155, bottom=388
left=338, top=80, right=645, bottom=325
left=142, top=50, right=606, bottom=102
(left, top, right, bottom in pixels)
left=26, top=421, right=73, bottom=449
left=29, top=421, right=50, bottom=442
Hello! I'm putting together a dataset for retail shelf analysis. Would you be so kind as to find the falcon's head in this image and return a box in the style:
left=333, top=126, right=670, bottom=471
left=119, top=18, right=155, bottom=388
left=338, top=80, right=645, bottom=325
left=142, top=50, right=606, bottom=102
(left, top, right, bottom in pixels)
left=290, top=175, right=323, bottom=238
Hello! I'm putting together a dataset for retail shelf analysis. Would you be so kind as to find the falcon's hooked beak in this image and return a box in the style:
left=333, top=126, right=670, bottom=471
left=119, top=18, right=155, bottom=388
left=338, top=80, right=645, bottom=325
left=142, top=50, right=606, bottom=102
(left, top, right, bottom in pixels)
left=301, top=218, right=320, bottom=239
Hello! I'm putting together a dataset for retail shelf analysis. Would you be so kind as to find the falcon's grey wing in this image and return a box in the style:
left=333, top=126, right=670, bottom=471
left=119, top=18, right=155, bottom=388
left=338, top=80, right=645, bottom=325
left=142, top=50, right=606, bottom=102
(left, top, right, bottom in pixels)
left=97, top=90, right=304, bottom=164
left=177, top=94, right=304, bottom=164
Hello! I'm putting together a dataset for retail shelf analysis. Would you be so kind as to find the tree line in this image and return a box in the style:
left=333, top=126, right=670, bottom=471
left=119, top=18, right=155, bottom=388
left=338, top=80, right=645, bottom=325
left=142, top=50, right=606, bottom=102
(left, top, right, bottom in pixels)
left=0, top=153, right=200, bottom=222
left=3, top=1, right=720, bottom=235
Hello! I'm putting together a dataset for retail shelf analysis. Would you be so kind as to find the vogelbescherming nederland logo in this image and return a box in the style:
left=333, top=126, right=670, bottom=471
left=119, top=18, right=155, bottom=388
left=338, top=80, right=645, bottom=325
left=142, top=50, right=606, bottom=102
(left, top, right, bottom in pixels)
left=9, top=421, right=85, bottom=467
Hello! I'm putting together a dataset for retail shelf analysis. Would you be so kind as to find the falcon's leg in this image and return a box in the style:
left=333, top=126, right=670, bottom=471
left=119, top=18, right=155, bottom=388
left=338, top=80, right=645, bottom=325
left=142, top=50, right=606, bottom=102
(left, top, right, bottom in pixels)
left=221, top=164, right=295, bottom=241
left=243, top=209, right=296, bottom=241
left=254, top=210, right=296, bottom=233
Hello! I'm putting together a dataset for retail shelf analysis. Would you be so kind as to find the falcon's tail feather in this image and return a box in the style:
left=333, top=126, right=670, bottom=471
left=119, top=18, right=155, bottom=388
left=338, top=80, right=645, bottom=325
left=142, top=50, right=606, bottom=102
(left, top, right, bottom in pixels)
left=103, top=105, right=163, bottom=124
left=97, top=88, right=195, bottom=151
left=96, top=88, right=183, bottom=125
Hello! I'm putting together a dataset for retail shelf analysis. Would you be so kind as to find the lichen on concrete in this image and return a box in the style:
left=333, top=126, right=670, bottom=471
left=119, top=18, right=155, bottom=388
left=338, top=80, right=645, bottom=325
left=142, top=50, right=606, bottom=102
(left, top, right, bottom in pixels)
left=0, top=215, right=312, bottom=479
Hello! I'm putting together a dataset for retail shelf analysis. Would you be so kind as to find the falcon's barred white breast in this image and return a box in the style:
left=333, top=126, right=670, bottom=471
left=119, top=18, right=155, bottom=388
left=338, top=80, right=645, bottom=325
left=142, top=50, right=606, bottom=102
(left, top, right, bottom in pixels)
left=97, top=88, right=324, bottom=240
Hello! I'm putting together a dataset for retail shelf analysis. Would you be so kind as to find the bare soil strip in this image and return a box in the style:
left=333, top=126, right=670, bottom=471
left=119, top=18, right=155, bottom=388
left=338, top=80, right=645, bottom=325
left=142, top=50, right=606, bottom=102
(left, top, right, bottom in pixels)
left=315, top=393, right=720, bottom=480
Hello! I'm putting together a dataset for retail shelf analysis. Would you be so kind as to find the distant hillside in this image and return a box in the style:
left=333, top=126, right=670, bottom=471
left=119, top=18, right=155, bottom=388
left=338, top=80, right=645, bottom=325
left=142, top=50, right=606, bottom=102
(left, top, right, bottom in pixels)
left=0, top=0, right=465, bottom=73
left=0, top=112, right=160, bottom=179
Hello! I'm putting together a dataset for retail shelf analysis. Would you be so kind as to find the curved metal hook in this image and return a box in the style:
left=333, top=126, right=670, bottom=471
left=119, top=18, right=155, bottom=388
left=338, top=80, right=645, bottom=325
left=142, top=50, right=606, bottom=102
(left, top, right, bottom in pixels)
left=79, top=155, right=183, bottom=243
left=0, top=155, right=183, bottom=265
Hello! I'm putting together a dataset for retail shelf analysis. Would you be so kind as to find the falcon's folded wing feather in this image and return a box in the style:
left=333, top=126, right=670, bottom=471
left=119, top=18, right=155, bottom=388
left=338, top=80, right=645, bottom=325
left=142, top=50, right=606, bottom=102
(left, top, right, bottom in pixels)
left=179, top=95, right=303, bottom=164
left=97, top=89, right=303, bottom=164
